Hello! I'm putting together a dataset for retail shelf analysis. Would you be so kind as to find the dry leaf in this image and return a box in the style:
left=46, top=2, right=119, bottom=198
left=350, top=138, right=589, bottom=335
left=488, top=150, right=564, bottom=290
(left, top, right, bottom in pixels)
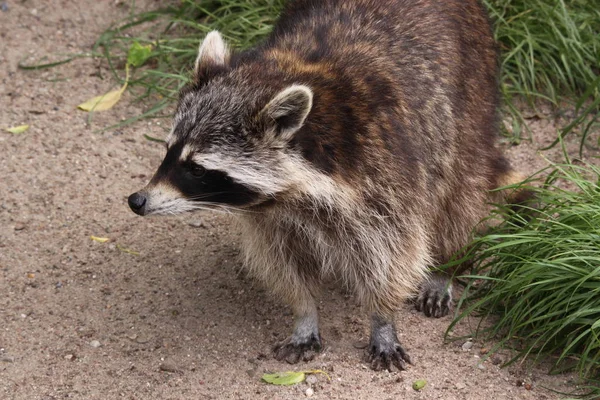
left=116, top=244, right=140, bottom=256
left=78, top=65, right=129, bottom=112
left=6, top=124, right=29, bottom=134
left=262, top=369, right=330, bottom=386
left=262, top=371, right=306, bottom=386
left=90, top=236, right=110, bottom=243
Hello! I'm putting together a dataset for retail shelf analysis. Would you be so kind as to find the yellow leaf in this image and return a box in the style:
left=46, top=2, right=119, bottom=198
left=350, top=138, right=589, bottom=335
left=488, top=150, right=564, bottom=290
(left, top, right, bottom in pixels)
left=116, top=244, right=140, bottom=256
left=78, top=65, right=129, bottom=112
left=78, top=84, right=127, bottom=112
left=6, top=124, right=29, bottom=134
left=90, top=236, right=110, bottom=243
left=262, top=371, right=306, bottom=386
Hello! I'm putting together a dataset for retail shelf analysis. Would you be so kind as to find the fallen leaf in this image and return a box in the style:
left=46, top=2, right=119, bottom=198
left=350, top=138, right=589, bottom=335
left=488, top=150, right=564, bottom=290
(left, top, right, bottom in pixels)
left=116, top=244, right=140, bottom=256
left=261, top=369, right=330, bottom=386
left=262, top=371, right=306, bottom=386
left=78, top=65, right=129, bottom=112
left=6, top=124, right=29, bottom=134
left=90, top=236, right=110, bottom=243
left=127, top=41, right=153, bottom=67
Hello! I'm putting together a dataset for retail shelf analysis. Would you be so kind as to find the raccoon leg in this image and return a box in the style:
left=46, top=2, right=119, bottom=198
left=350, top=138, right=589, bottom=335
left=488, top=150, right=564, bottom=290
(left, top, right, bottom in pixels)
left=273, top=299, right=322, bottom=364
left=367, top=314, right=411, bottom=371
left=414, top=273, right=453, bottom=318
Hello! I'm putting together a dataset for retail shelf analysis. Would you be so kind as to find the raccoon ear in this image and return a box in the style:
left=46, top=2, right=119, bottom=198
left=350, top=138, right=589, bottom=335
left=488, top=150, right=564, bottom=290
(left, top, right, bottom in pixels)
left=194, top=31, right=230, bottom=82
left=261, top=85, right=313, bottom=140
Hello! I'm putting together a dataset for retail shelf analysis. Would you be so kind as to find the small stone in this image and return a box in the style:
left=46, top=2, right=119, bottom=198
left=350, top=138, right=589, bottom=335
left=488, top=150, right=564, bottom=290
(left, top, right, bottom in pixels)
left=305, top=387, right=314, bottom=397
left=461, top=341, right=473, bottom=351
left=524, top=383, right=532, bottom=390
left=14, top=223, right=26, bottom=231
left=135, top=336, right=150, bottom=344
left=455, top=382, right=466, bottom=390
left=0, top=2, right=8, bottom=12
left=187, top=220, right=205, bottom=228
left=1, top=356, right=15, bottom=363
left=480, top=348, right=489, bottom=355
left=306, top=374, right=318, bottom=385
left=159, top=362, right=180, bottom=373
left=64, top=354, right=75, bottom=361
left=27, top=273, right=35, bottom=279
left=352, top=340, right=368, bottom=349
left=90, top=340, right=101, bottom=348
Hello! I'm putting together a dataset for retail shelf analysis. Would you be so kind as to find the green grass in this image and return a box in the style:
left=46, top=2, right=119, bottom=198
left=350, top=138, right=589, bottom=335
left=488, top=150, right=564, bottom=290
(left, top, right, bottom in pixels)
left=446, top=162, right=600, bottom=393
left=483, top=0, right=600, bottom=145
left=87, top=0, right=600, bottom=141
left=486, top=0, right=600, bottom=104
left=91, top=0, right=285, bottom=127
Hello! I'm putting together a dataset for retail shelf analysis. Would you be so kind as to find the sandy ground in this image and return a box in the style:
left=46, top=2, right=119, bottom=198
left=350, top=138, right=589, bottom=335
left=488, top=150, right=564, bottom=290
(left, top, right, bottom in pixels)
left=1, top=1, right=597, bottom=399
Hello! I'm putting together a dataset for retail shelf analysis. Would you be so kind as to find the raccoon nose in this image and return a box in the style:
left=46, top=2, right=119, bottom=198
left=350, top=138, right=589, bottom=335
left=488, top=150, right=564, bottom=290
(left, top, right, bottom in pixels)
left=128, top=192, right=147, bottom=215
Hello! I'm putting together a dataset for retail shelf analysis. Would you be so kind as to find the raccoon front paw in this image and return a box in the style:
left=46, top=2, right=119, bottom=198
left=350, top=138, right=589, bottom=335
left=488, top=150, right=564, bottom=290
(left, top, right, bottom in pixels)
left=367, top=339, right=411, bottom=371
left=415, top=275, right=453, bottom=318
left=273, top=333, right=322, bottom=364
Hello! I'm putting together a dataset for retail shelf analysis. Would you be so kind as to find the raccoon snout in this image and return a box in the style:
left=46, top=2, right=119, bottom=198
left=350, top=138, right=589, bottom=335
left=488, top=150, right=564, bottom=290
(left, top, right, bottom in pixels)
left=128, top=192, right=147, bottom=216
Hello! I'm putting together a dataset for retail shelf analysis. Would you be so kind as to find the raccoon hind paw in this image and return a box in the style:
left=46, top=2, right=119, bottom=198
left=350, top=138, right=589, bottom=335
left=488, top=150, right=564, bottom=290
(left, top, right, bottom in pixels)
left=415, top=274, right=453, bottom=318
left=367, top=338, right=411, bottom=371
left=273, top=333, right=322, bottom=364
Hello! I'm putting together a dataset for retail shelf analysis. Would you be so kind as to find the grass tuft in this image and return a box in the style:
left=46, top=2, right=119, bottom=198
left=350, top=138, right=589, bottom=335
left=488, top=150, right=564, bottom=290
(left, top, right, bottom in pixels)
left=92, top=0, right=285, bottom=127
left=88, top=0, right=600, bottom=141
left=447, top=162, right=600, bottom=385
left=486, top=0, right=600, bottom=105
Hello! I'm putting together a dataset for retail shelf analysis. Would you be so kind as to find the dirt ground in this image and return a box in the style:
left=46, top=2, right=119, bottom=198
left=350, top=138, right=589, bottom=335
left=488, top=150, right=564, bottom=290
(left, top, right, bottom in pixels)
left=1, top=1, right=597, bottom=399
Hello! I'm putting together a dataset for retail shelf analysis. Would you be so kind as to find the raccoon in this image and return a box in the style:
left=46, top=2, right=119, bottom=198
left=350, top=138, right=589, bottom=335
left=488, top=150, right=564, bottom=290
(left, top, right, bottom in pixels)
left=128, top=0, right=522, bottom=371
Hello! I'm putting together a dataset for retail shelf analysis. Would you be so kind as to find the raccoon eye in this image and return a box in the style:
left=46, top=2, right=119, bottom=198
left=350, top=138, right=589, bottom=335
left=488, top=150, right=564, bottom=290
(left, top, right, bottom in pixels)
left=189, top=164, right=206, bottom=178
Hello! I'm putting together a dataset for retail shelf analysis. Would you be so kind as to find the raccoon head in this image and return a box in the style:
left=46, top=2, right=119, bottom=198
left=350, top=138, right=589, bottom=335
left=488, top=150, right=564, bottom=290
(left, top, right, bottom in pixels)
left=128, top=31, right=313, bottom=216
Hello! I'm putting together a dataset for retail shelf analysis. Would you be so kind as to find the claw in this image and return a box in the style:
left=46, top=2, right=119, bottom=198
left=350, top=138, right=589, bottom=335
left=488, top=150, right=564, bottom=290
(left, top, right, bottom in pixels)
left=367, top=316, right=412, bottom=371
left=415, top=274, right=453, bottom=318
left=367, top=343, right=411, bottom=371
left=273, top=334, right=322, bottom=364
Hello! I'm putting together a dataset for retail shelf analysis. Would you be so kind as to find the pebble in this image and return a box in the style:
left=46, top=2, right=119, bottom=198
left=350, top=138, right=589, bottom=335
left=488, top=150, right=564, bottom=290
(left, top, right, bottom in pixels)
left=14, top=223, right=26, bottom=231
left=0, top=2, right=8, bottom=12
left=305, top=387, right=314, bottom=397
left=461, top=341, right=473, bottom=351
left=1, top=355, right=15, bottom=363
left=306, top=374, right=318, bottom=385
left=89, top=340, right=101, bottom=348
left=135, top=336, right=150, bottom=344
left=159, top=362, right=180, bottom=373
left=491, top=355, right=503, bottom=365
left=187, top=220, right=206, bottom=228
left=455, top=382, right=466, bottom=390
